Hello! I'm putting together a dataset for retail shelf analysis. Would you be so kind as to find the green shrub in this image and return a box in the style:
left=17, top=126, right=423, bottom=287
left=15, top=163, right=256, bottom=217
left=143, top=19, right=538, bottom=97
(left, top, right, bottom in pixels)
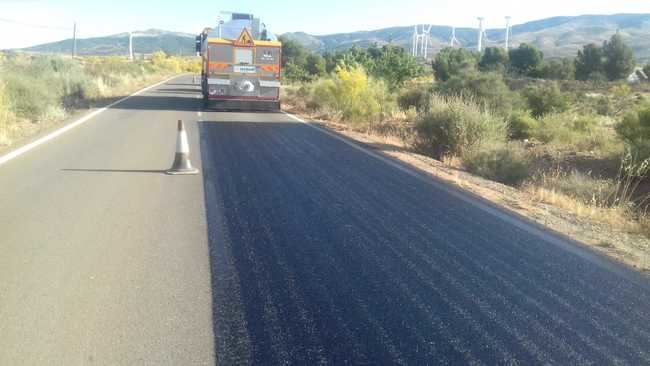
left=462, top=143, right=531, bottom=186
left=432, top=47, right=478, bottom=82
left=414, top=94, right=507, bottom=159
left=436, top=71, right=520, bottom=116
left=0, top=79, right=12, bottom=144
left=2, top=71, right=59, bottom=120
left=538, top=58, right=575, bottom=80
left=284, top=62, right=311, bottom=82
left=523, top=82, right=569, bottom=117
left=0, top=53, right=184, bottom=129
left=616, top=102, right=650, bottom=160
left=1, top=55, right=102, bottom=118
left=531, top=112, right=618, bottom=153
left=587, top=95, right=614, bottom=116
left=479, top=47, right=509, bottom=73
left=397, top=84, right=431, bottom=112
left=535, top=170, right=618, bottom=206
left=572, top=115, right=598, bottom=132
left=508, top=111, right=538, bottom=139
left=308, top=65, right=392, bottom=123
left=508, top=43, right=544, bottom=76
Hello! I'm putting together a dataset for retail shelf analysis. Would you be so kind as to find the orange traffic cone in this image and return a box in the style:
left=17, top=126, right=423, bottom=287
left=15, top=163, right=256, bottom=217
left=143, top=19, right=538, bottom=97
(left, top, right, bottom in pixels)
left=166, top=120, right=199, bottom=175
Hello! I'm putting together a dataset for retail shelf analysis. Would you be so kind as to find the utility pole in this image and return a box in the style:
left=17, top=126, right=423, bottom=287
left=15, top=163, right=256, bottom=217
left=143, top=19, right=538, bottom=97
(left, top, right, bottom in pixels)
left=505, top=16, right=512, bottom=49
left=72, top=21, right=77, bottom=58
left=129, top=32, right=134, bottom=61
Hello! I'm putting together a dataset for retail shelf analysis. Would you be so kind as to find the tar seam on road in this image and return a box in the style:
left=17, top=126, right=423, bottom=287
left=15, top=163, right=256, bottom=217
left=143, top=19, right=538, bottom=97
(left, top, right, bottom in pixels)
left=0, top=74, right=185, bottom=168
left=282, top=111, right=650, bottom=289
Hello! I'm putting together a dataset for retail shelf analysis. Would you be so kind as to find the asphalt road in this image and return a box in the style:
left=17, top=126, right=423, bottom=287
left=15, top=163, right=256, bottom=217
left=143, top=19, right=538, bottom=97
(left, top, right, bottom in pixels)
left=2, top=75, right=650, bottom=365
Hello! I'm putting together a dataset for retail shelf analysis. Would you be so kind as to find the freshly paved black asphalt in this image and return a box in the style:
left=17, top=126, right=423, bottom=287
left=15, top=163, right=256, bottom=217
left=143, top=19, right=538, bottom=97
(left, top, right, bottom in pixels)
left=199, top=113, right=650, bottom=365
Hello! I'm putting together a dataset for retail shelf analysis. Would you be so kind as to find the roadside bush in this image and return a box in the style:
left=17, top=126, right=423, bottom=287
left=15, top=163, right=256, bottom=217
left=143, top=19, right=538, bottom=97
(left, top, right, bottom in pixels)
left=2, top=70, right=60, bottom=120
left=0, top=79, right=13, bottom=145
left=508, top=43, right=544, bottom=76
left=523, top=82, right=569, bottom=117
left=414, top=94, right=507, bottom=159
left=462, top=142, right=531, bottom=186
left=308, top=65, right=392, bottom=123
left=532, top=112, right=618, bottom=153
left=436, top=71, right=520, bottom=117
left=432, top=47, right=478, bottom=82
left=284, top=62, right=311, bottom=83
left=534, top=169, right=618, bottom=206
left=0, top=53, right=185, bottom=144
left=616, top=102, right=650, bottom=160
left=2, top=55, right=101, bottom=118
left=538, top=58, right=575, bottom=80
left=508, top=111, right=538, bottom=139
left=151, top=51, right=182, bottom=73
left=397, top=84, right=431, bottom=112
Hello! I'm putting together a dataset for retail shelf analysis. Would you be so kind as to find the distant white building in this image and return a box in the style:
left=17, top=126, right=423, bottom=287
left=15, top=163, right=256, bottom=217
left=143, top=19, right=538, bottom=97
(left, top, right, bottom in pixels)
left=627, top=67, right=648, bottom=84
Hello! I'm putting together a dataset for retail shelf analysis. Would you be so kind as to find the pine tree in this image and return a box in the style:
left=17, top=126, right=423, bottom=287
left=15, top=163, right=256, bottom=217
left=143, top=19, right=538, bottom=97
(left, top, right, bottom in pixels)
left=603, top=33, right=635, bottom=81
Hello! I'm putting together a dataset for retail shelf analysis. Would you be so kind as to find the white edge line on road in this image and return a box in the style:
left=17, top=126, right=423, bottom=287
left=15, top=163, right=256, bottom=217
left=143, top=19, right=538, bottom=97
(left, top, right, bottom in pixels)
left=0, top=75, right=181, bottom=167
left=282, top=111, right=649, bottom=285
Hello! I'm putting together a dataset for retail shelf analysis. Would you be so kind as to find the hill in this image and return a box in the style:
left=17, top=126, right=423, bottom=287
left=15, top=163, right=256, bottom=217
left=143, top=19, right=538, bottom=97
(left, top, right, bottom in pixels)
left=16, top=14, right=650, bottom=61
left=281, top=13, right=650, bottom=61
left=22, top=29, right=195, bottom=56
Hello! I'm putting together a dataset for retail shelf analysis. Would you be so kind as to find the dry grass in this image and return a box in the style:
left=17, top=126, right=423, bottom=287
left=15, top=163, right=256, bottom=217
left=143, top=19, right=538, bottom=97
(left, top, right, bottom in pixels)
left=526, top=154, right=650, bottom=235
left=525, top=185, right=644, bottom=233
left=0, top=81, right=11, bottom=146
left=0, top=54, right=194, bottom=149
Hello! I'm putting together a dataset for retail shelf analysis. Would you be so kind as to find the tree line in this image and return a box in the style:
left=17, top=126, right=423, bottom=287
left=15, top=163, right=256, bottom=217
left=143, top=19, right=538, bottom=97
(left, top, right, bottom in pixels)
left=433, top=33, right=639, bottom=82
left=278, top=36, right=424, bottom=88
left=279, top=32, right=643, bottom=88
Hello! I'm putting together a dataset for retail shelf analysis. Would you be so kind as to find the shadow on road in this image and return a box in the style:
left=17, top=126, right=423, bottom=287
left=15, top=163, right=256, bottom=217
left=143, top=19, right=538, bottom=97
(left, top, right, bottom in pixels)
left=152, top=88, right=200, bottom=94
left=106, top=95, right=201, bottom=112
left=62, top=168, right=167, bottom=174
left=164, top=83, right=198, bottom=87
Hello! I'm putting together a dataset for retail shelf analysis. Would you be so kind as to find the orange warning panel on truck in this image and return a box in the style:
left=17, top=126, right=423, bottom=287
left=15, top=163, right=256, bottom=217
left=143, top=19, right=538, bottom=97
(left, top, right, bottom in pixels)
left=209, top=62, right=229, bottom=70
left=260, top=65, right=280, bottom=73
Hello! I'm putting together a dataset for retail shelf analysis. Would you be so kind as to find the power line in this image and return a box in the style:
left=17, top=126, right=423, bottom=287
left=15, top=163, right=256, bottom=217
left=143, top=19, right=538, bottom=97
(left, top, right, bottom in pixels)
left=0, top=17, right=72, bottom=31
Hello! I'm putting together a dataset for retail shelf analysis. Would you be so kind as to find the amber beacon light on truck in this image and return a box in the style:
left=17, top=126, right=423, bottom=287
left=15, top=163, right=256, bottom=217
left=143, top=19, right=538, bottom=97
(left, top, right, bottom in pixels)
left=196, top=13, right=282, bottom=111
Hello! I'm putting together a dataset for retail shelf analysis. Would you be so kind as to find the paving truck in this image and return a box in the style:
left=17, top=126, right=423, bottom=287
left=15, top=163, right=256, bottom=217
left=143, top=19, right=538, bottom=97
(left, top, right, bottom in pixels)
left=196, top=13, right=282, bottom=111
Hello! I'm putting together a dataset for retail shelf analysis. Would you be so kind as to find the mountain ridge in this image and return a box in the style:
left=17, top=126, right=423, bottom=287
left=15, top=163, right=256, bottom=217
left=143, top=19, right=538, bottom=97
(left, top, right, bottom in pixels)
left=16, top=13, right=650, bottom=61
left=20, top=29, right=196, bottom=56
left=282, top=13, right=650, bottom=61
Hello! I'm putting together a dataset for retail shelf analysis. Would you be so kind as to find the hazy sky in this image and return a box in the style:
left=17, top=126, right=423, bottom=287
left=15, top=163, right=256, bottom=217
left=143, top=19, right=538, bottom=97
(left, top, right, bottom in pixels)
left=1, top=0, right=649, bottom=49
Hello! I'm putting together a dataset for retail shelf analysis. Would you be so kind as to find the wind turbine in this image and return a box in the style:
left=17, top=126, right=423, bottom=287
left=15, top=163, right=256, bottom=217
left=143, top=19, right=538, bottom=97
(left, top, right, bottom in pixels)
left=477, top=17, right=485, bottom=52
left=412, top=25, right=432, bottom=58
left=421, top=24, right=432, bottom=59
left=449, top=26, right=460, bottom=47
left=412, top=26, right=418, bottom=57
left=504, top=16, right=512, bottom=49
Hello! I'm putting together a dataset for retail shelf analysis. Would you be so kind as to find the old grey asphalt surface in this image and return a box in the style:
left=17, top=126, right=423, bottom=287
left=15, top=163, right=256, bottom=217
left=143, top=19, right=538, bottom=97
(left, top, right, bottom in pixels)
left=2, top=75, right=650, bottom=365
left=0, top=76, right=213, bottom=365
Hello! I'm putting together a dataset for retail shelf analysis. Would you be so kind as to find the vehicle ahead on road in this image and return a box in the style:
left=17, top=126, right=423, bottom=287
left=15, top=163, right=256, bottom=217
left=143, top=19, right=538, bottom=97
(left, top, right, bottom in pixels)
left=196, top=13, right=282, bottom=111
